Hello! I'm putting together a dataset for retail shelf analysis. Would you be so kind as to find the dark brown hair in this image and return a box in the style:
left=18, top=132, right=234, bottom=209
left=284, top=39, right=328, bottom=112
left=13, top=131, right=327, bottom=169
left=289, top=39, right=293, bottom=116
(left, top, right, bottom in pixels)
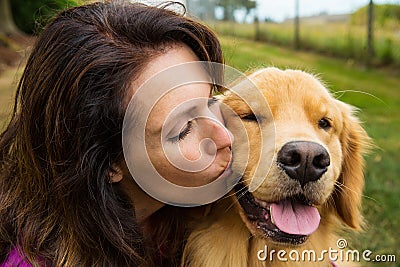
left=0, top=1, right=223, bottom=266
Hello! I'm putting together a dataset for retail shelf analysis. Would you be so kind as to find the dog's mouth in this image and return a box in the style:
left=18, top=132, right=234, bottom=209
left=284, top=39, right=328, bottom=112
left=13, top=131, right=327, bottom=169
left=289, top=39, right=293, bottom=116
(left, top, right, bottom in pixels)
left=235, top=183, right=320, bottom=245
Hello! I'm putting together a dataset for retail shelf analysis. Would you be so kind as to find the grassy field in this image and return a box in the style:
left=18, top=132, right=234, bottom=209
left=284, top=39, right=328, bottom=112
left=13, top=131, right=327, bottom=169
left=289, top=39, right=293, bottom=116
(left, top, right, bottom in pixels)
left=212, top=21, right=400, bottom=68
left=220, top=35, right=399, bottom=266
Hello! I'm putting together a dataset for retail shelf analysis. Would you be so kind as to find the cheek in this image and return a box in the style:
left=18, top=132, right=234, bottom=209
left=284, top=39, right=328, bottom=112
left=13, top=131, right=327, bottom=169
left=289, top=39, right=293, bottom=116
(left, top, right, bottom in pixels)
left=162, top=130, right=217, bottom=174
left=178, top=133, right=202, bottom=161
left=242, top=123, right=270, bottom=172
left=326, top=137, right=343, bottom=178
left=141, top=135, right=218, bottom=187
left=146, top=130, right=227, bottom=187
left=147, top=128, right=203, bottom=165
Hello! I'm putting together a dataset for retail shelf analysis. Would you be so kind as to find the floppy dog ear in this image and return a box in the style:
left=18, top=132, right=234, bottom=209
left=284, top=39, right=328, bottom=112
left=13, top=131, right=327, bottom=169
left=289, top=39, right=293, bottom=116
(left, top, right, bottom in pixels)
left=332, top=101, right=371, bottom=230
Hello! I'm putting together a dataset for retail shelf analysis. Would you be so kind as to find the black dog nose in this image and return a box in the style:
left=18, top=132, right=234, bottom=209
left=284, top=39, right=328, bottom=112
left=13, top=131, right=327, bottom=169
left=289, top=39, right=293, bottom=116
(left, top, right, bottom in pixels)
left=277, top=141, right=330, bottom=186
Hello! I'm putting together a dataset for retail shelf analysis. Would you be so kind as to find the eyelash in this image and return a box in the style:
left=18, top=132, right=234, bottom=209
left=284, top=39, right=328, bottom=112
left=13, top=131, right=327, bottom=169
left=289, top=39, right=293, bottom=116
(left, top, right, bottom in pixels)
left=208, top=96, right=218, bottom=107
left=169, top=97, right=218, bottom=143
left=169, top=121, right=193, bottom=143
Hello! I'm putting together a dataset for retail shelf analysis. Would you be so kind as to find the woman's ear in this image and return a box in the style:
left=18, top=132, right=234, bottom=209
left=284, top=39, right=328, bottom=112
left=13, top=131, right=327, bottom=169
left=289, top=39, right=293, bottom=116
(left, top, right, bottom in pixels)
left=331, top=101, right=372, bottom=230
left=109, top=164, right=124, bottom=183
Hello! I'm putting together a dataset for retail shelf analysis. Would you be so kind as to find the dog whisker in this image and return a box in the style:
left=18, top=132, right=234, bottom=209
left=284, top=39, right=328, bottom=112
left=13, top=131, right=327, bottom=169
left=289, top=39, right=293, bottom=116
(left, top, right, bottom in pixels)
left=224, top=202, right=237, bottom=213
left=335, top=180, right=378, bottom=203
left=326, top=194, right=338, bottom=210
left=221, top=177, right=248, bottom=200
left=236, top=190, right=248, bottom=200
left=222, top=192, right=237, bottom=199
left=333, top=90, right=387, bottom=107
left=221, top=183, right=250, bottom=213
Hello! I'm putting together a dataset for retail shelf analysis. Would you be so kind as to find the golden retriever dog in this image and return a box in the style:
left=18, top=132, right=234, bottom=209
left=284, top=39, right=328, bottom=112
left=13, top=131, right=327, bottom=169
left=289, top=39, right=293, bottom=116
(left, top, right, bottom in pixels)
left=182, top=67, right=371, bottom=267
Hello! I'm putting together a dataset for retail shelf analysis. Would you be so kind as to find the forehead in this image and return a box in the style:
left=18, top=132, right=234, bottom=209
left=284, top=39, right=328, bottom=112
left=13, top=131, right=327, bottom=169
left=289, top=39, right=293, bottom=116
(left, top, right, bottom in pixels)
left=224, top=69, right=335, bottom=116
left=150, top=82, right=211, bottom=120
left=254, top=69, right=330, bottom=102
left=127, top=43, right=213, bottom=130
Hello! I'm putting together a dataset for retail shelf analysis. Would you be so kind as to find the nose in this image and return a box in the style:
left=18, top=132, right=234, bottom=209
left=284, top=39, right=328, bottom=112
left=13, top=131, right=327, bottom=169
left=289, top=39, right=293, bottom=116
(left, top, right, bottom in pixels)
left=201, top=118, right=233, bottom=153
left=277, top=141, right=330, bottom=186
left=210, top=119, right=233, bottom=149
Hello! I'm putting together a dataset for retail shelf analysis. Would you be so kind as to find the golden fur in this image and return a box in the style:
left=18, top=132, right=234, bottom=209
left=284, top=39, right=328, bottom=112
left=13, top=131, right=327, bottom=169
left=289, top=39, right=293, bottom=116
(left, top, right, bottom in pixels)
left=182, top=68, right=371, bottom=267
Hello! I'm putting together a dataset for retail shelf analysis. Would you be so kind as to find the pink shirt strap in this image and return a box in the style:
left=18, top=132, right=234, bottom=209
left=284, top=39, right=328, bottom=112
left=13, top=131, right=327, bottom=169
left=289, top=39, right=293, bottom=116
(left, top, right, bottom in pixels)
left=0, top=248, right=32, bottom=267
left=331, top=260, right=339, bottom=267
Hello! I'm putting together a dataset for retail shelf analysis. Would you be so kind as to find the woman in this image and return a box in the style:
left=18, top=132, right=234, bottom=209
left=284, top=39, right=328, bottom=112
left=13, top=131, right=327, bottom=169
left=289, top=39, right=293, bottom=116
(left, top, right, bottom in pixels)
left=0, top=2, right=232, bottom=266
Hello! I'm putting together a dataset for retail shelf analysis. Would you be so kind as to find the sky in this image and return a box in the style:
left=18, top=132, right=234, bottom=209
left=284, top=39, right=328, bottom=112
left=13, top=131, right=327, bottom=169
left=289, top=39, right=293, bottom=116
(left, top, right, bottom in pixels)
left=255, top=0, right=400, bottom=22
left=135, top=0, right=400, bottom=22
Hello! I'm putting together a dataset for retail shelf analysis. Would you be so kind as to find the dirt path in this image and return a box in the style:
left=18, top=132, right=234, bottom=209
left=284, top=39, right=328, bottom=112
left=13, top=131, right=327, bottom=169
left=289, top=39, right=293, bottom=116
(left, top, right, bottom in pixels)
left=0, top=65, right=22, bottom=128
left=0, top=34, right=32, bottom=129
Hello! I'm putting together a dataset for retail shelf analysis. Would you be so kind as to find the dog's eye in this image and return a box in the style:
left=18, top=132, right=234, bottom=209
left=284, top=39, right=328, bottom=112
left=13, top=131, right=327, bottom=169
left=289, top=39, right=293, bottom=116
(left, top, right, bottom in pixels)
left=318, top=118, right=331, bottom=130
left=240, top=113, right=258, bottom=122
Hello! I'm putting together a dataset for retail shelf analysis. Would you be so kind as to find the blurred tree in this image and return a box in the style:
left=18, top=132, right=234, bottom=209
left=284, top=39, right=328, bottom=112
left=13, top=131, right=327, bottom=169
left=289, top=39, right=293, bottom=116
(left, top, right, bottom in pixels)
left=217, top=0, right=256, bottom=21
left=189, top=0, right=216, bottom=21
left=0, top=0, right=20, bottom=35
left=10, top=0, right=79, bottom=34
left=240, top=0, right=256, bottom=22
left=217, top=0, right=235, bottom=21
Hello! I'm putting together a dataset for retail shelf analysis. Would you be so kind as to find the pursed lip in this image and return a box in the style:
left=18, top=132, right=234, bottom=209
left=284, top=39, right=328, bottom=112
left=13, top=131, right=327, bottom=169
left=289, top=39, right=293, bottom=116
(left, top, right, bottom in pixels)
left=216, top=153, right=233, bottom=179
left=218, top=160, right=232, bottom=179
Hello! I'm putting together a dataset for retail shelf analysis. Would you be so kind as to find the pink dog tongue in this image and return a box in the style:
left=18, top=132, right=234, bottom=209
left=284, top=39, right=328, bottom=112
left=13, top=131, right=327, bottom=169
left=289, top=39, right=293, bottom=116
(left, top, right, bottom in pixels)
left=270, top=200, right=320, bottom=235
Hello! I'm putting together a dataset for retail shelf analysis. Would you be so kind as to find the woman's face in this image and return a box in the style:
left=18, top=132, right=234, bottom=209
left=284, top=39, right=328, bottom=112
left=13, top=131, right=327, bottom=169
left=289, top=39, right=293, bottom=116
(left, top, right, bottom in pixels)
left=127, top=43, right=233, bottom=189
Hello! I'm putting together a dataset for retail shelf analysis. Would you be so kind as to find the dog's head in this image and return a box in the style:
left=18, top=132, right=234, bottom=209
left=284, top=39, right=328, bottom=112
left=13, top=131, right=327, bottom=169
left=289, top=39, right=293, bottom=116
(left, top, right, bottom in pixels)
left=222, top=68, right=370, bottom=246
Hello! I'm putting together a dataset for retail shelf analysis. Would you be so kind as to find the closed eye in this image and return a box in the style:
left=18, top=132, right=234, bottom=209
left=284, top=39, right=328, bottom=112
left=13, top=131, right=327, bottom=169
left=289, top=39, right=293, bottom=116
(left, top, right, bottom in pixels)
left=208, top=96, right=218, bottom=107
left=169, top=120, right=193, bottom=143
left=240, top=113, right=258, bottom=122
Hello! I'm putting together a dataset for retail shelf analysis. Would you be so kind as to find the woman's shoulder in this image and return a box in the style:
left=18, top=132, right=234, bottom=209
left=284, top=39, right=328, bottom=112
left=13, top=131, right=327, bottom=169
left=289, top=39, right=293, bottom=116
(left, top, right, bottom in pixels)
left=1, top=247, right=32, bottom=267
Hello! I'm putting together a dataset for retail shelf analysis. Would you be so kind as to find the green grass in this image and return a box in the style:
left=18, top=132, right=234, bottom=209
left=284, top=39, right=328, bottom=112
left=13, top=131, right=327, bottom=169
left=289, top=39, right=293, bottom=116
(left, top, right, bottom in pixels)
left=213, top=21, right=400, bottom=68
left=220, top=35, right=399, bottom=266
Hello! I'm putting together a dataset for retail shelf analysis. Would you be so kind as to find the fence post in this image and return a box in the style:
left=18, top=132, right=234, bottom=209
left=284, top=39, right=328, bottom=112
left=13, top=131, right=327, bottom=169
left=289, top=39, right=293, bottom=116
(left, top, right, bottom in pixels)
left=366, top=0, right=374, bottom=68
left=294, top=0, right=300, bottom=49
left=254, top=16, right=260, bottom=41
